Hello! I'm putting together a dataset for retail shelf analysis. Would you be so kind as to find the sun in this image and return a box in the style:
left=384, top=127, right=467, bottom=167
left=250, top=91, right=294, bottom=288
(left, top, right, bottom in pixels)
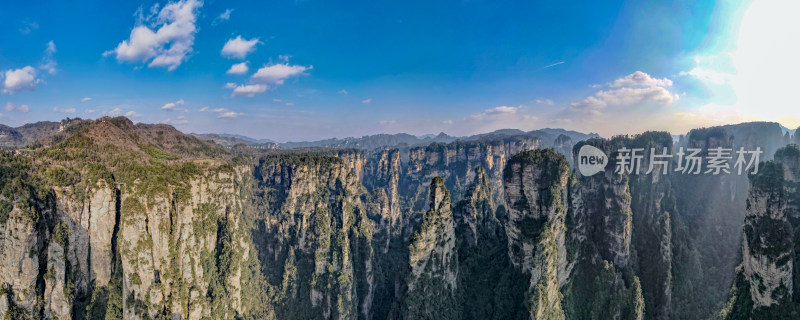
left=732, top=0, right=800, bottom=128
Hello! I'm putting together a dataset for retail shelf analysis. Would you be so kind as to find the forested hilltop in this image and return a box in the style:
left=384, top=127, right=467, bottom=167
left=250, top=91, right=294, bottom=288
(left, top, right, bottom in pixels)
left=0, top=116, right=798, bottom=319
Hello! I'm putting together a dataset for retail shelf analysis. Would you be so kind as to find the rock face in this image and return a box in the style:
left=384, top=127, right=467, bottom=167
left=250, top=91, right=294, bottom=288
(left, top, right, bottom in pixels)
left=794, top=128, right=800, bottom=146
left=404, top=177, right=458, bottom=319
left=721, top=145, right=800, bottom=319
left=43, top=168, right=257, bottom=320
left=741, top=161, right=792, bottom=307
left=405, top=136, right=540, bottom=210
left=252, top=153, right=367, bottom=320
left=622, top=133, right=675, bottom=320
left=364, top=148, right=402, bottom=234
left=453, top=167, right=522, bottom=319
left=453, top=167, right=500, bottom=248
left=503, top=149, right=572, bottom=319
left=668, top=124, right=787, bottom=319
left=553, top=134, right=575, bottom=166
left=0, top=204, right=45, bottom=317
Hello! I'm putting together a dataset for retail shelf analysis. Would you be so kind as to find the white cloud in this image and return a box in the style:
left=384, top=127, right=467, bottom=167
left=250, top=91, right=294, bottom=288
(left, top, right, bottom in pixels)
left=161, top=98, right=185, bottom=110
left=285, top=102, right=294, bottom=106
left=226, top=61, right=249, bottom=74
left=571, top=87, right=677, bottom=112
left=680, top=67, right=733, bottom=85
left=106, top=0, right=202, bottom=71
left=232, top=84, right=267, bottom=97
left=19, top=19, right=38, bottom=34
left=53, top=106, right=76, bottom=114
left=272, top=98, right=282, bottom=102
left=107, top=107, right=124, bottom=116
left=536, top=99, right=555, bottom=105
left=251, top=63, right=310, bottom=84
left=469, top=105, right=521, bottom=120
left=125, top=110, right=142, bottom=118
left=221, top=36, right=260, bottom=59
left=217, top=111, right=244, bottom=118
left=41, top=41, right=57, bottom=74
left=361, top=98, right=372, bottom=104
left=198, top=107, right=242, bottom=118
left=5, top=103, right=30, bottom=113
left=85, top=109, right=95, bottom=114
left=459, top=105, right=540, bottom=136
left=2, top=66, right=40, bottom=94
left=212, top=8, right=233, bottom=25
left=570, top=71, right=677, bottom=114
left=223, top=82, right=237, bottom=89
left=609, top=71, right=672, bottom=88
left=379, top=120, right=396, bottom=125
left=81, top=97, right=92, bottom=102
left=163, top=115, right=189, bottom=124
left=442, top=119, right=453, bottom=125
left=339, top=89, right=348, bottom=95
left=569, top=96, right=606, bottom=113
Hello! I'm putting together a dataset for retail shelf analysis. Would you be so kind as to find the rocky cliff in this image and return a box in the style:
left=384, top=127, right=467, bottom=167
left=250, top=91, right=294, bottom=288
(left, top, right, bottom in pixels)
left=503, top=149, right=573, bottom=319
left=721, top=144, right=800, bottom=319
left=404, top=136, right=540, bottom=211
left=0, top=116, right=796, bottom=320
left=403, top=177, right=458, bottom=319
left=0, top=117, right=262, bottom=319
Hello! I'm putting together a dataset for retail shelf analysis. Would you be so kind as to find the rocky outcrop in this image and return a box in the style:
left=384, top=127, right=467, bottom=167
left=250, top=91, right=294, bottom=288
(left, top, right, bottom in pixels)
left=0, top=205, right=45, bottom=317
left=741, top=161, right=792, bottom=307
left=453, top=167, right=499, bottom=247
left=504, top=149, right=572, bottom=319
left=721, top=145, right=800, bottom=319
left=573, top=139, right=633, bottom=270
left=553, top=134, right=575, bottom=166
left=44, top=223, right=71, bottom=320
left=404, top=177, right=459, bottom=319
left=405, top=136, right=540, bottom=211
left=794, top=128, right=800, bottom=146
left=364, top=148, right=402, bottom=233
left=253, top=153, right=371, bottom=319
left=670, top=123, right=784, bottom=318
left=621, top=133, right=675, bottom=320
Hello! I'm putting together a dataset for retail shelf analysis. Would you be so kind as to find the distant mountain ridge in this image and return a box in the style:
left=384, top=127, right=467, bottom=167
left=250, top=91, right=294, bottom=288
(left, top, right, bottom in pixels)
left=0, top=118, right=85, bottom=147
left=277, top=128, right=599, bottom=151
left=190, top=133, right=279, bottom=149
left=278, top=132, right=459, bottom=150
left=0, top=117, right=602, bottom=154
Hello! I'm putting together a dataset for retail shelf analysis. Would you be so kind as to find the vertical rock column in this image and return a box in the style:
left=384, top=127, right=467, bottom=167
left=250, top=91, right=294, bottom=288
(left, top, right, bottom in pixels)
left=503, top=149, right=571, bottom=319
left=742, top=161, right=793, bottom=307
left=404, top=176, right=458, bottom=319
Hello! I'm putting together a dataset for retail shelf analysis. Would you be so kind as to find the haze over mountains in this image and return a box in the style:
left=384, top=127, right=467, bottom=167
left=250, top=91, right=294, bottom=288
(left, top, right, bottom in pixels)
left=0, top=116, right=798, bottom=319
left=0, top=118, right=600, bottom=155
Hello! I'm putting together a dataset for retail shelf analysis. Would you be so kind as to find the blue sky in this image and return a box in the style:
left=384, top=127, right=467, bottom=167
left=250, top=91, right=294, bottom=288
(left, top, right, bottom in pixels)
left=1, top=0, right=798, bottom=141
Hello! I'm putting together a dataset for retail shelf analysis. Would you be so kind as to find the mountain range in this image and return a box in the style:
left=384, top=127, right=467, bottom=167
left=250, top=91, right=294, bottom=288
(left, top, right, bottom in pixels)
left=0, top=116, right=798, bottom=319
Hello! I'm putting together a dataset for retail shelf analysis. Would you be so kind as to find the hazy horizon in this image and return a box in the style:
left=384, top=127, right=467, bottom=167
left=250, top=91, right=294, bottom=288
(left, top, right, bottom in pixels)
left=11, top=114, right=800, bottom=143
